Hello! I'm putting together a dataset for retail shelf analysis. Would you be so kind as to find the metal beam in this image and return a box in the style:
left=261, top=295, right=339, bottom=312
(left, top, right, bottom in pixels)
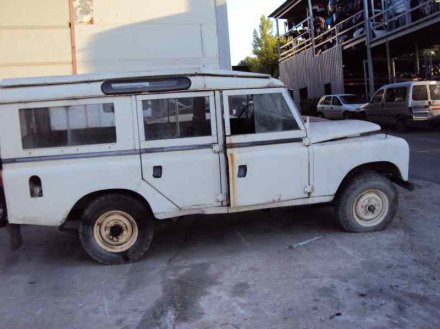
left=415, top=42, right=420, bottom=76
left=306, top=0, right=315, bottom=55
left=363, top=0, right=375, bottom=97
left=276, top=19, right=281, bottom=61
left=386, top=41, right=392, bottom=83
left=68, top=0, right=78, bottom=75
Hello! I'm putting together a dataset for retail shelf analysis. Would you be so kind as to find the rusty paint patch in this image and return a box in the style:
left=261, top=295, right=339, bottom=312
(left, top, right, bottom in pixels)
left=73, top=0, right=94, bottom=25
left=229, top=152, right=237, bottom=208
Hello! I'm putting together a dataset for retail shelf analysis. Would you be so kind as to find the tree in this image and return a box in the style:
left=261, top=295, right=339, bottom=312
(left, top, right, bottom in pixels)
left=240, top=16, right=282, bottom=77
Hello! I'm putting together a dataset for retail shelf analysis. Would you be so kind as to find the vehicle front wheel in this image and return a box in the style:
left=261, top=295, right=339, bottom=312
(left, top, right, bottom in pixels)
left=0, top=189, right=7, bottom=228
left=79, top=194, right=154, bottom=265
left=335, top=171, right=398, bottom=233
left=395, top=117, right=409, bottom=133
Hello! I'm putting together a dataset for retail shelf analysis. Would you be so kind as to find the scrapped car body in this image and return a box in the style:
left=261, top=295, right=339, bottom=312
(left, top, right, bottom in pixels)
left=363, top=81, right=440, bottom=132
left=0, top=69, right=410, bottom=264
left=317, top=94, right=367, bottom=120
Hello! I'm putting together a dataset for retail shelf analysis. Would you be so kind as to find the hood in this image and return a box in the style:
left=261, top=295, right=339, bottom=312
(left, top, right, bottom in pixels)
left=306, top=119, right=381, bottom=144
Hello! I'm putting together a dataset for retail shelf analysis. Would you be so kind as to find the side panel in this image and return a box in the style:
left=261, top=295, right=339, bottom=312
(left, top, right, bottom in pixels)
left=0, top=96, right=178, bottom=226
left=3, top=156, right=178, bottom=226
left=311, top=134, right=410, bottom=198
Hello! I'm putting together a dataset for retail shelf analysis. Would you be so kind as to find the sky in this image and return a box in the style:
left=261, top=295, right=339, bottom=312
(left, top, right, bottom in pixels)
left=227, top=0, right=286, bottom=65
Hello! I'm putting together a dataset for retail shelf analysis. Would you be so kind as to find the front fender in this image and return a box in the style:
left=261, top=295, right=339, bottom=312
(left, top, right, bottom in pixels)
left=311, top=134, right=409, bottom=198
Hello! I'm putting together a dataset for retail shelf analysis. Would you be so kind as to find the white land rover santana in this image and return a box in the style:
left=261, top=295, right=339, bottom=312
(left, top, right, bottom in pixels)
left=0, top=69, right=411, bottom=265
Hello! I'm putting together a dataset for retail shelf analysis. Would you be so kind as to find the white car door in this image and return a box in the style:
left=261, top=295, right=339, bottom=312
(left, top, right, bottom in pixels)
left=331, top=96, right=344, bottom=119
left=136, top=91, right=224, bottom=210
left=321, top=96, right=332, bottom=118
left=223, top=88, right=309, bottom=208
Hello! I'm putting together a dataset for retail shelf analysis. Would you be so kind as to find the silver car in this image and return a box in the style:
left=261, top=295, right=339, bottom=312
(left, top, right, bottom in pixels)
left=317, top=94, right=367, bottom=120
left=363, top=81, right=440, bottom=132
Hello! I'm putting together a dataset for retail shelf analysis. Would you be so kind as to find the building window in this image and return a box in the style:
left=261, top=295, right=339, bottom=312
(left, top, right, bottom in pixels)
left=299, top=87, right=308, bottom=100
left=143, top=96, right=211, bottom=141
left=228, top=93, right=299, bottom=135
left=20, top=103, right=116, bottom=149
left=324, top=83, right=332, bottom=95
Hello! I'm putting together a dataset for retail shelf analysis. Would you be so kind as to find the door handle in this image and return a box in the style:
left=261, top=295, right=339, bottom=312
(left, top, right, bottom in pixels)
left=153, top=166, right=162, bottom=178
left=237, top=165, right=247, bottom=178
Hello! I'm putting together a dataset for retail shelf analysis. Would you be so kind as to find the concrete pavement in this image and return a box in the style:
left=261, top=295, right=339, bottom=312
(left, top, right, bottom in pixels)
left=0, top=130, right=439, bottom=329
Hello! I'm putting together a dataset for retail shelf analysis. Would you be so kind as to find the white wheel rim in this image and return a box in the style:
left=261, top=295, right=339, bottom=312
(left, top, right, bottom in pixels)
left=93, top=211, right=138, bottom=253
left=352, top=189, right=389, bottom=227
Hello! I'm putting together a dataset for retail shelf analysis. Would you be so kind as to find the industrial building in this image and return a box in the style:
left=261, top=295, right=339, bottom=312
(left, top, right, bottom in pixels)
left=269, top=0, right=440, bottom=108
left=0, top=0, right=231, bottom=78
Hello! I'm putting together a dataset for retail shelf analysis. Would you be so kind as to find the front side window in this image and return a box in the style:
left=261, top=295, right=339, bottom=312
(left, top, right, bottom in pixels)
left=430, top=85, right=440, bottom=101
left=143, top=96, right=211, bottom=141
left=228, top=93, right=299, bottom=136
left=385, top=87, right=407, bottom=103
left=323, top=96, right=332, bottom=105
left=371, top=89, right=384, bottom=103
left=19, top=103, right=116, bottom=149
left=412, top=85, right=428, bottom=101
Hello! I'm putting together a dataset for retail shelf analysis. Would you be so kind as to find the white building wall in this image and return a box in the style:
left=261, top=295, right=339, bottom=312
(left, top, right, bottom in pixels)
left=0, top=0, right=231, bottom=79
left=0, top=0, right=73, bottom=78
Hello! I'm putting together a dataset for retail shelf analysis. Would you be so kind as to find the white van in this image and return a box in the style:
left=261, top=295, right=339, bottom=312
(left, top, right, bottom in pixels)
left=0, top=69, right=411, bottom=264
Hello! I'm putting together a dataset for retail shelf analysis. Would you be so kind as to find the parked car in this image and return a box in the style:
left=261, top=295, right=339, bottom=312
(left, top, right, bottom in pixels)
left=0, top=69, right=411, bottom=265
left=317, top=94, right=367, bottom=119
left=363, top=81, right=440, bottom=132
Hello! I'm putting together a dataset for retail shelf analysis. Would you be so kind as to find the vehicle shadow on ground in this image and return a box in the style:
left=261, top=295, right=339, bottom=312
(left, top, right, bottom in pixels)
left=1, top=204, right=341, bottom=267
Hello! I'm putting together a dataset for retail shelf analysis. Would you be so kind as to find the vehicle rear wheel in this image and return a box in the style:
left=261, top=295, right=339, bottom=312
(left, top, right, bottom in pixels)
left=335, top=171, right=397, bottom=233
left=395, top=117, right=409, bottom=133
left=317, top=112, right=324, bottom=118
left=79, top=194, right=154, bottom=265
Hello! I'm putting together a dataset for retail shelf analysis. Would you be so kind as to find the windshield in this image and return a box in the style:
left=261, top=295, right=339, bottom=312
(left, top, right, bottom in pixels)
left=340, top=95, right=365, bottom=104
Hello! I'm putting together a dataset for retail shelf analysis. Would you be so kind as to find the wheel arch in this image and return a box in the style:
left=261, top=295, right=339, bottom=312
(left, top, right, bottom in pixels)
left=335, top=161, right=403, bottom=198
left=64, top=189, right=155, bottom=224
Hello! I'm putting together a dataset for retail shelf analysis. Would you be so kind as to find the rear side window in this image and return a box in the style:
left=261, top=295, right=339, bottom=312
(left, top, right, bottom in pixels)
left=385, top=87, right=407, bottom=103
left=143, top=96, right=211, bottom=141
left=19, top=103, right=116, bottom=149
left=412, top=85, right=428, bottom=101
left=430, top=85, right=440, bottom=100
left=332, top=97, right=342, bottom=106
left=228, top=93, right=299, bottom=135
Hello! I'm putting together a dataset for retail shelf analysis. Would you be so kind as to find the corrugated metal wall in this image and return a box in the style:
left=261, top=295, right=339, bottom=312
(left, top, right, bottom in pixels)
left=280, top=46, right=345, bottom=102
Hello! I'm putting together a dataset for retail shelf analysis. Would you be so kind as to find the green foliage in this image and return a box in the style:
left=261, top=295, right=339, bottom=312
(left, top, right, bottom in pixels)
left=239, top=16, right=283, bottom=77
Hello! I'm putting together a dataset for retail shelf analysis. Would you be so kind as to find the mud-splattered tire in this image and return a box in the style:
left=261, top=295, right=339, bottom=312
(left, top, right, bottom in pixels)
left=79, top=194, right=154, bottom=265
left=335, top=171, right=398, bottom=233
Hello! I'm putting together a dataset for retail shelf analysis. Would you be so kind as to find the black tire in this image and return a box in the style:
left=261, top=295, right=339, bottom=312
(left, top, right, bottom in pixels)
left=79, top=194, right=154, bottom=265
left=0, top=189, right=7, bottom=228
left=358, top=112, right=367, bottom=120
left=395, top=117, right=409, bottom=133
left=335, top=171, right=398, bottom=233
left=317, top=112, right=324, bottom=118
left=343, top=112, right=350, bottom=120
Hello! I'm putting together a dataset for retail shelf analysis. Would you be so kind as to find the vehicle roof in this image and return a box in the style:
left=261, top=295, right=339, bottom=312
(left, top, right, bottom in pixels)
left=320, top=94, right=356, bottom=98
left=380, top=80, right=440, bottom=89
left=0, top=69, right=284, bottom=104
left=0, top=68, right=271, bottom=88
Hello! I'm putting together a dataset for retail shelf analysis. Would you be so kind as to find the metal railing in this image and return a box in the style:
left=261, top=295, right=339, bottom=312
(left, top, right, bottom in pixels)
left=278, top=0, right=440, bottom=61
